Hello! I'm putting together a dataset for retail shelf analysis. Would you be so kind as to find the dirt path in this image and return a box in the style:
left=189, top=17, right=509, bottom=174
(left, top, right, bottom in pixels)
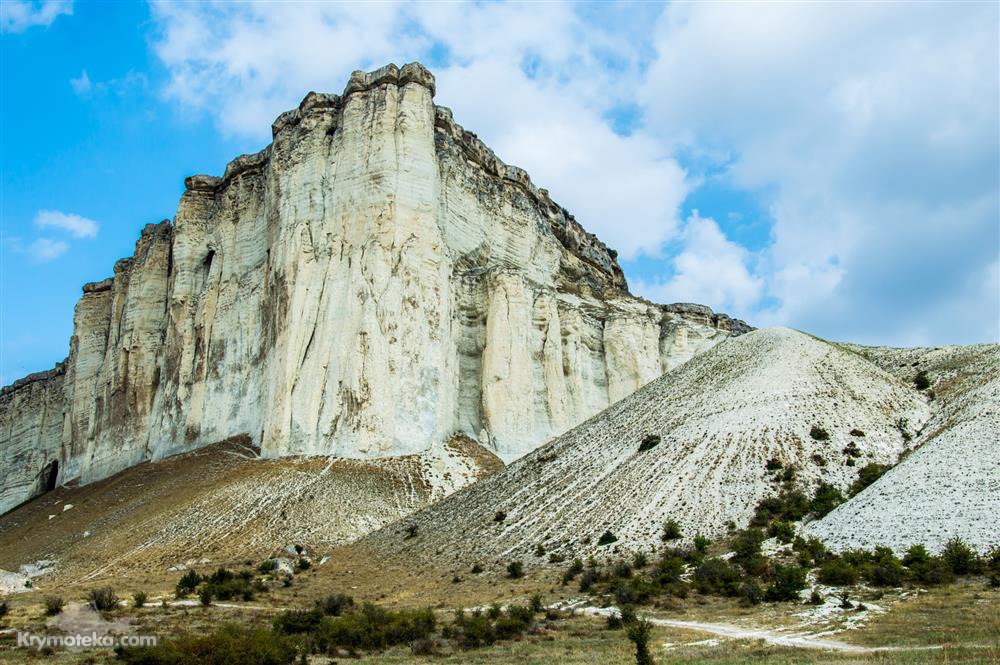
left=567, top=604, right=944, bottom=654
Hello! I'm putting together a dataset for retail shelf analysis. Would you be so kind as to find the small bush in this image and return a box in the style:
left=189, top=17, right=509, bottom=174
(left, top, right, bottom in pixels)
left=493, top=511, right=507, bottom=523
left=809, top=425, right=830, bottom=441
left=257, top=559, right=277, bottom=574
left=817, top=558, right=859, bottom=586
left=562, top=559, right=584, bottom=585
left=731, top=528, right=766, bottom=572
left=914, top=371, right=930, bottom=390
left=273, top=609, right=324, bottom=635
left=613, top=560, right=633, bottom=579
left=941, top=537, right=980, bottom=575
left=44, top=596, right=64, bottom=616
left=765, top=565, right=807, bottom=602
left=578, top=567, right=601, bottom=593
left=632, top=551, right=649, bottom=568
left=175, top=570, right=202, bottom=597
left=296, top=558, right=311, bottom=572
left=547, top=552, right=565, bottom=564
left=597, top=530, right=618, bottom=546
left=0, top=601, right=8, bottom=618
left=902, top=544, right=930, bottom=568
left=765, top=457, right=783, bottom=471
left=88, top=587, right=119, bottom=612
left=909, top=558, right=955, bottom=585
left=693, top=558, right=742, bottom=597
left=404, top=523, right=419, bottom=539
left=317, top=593, right=354, bottom=617
left=626, top=618, right=654, bottom=665
left=132, top=592, right=147, bottom=609
left=529, top=594, right=544, bottom=613
left=849, top=463, right=890, bottom=497
left=486, top=603, right=502, bottom=620
left=739, top=580, right=764, bottom=606
left=768, top=520, right=796, bottom=544
left=115, top=624, right=297, bottom=664
left=809, top=482, right=845, bottom=518
left=606, top=604, right=637, bottom=630
left=849, top=429, right=865, bottom=437
left=534, top=543, right=545, bottom=557
left=638, top=434, right=661, bottom=452
left=199, top=587, right=213, bottom=606
left=471, top=563, right=484, bottom=574
left=661, top=519, right=682, bottom=541
left=506, top=561, right=524, bottom=579
left=411, top=638, right=437, bottom=656
left=809, top=589, right=823, bottom=605
left=793, top=536, right=829, bottom=567
left=811, top=454, right=827, bottom=467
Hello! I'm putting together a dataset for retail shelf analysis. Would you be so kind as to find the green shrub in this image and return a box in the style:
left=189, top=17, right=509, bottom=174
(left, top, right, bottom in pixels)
left=607, top=604, right=637, bottom=629
left=506, top=561, right=524, bottom=579
left=765, top=458, right=783, bottom=471
left=693, top=558, right=742, bottom=597
left=273, top=609, right=324, bottom=635
left=865, top=547, right=906, bottom=587
left=909, top=557, right=955, bottom=585
left=471, top=563, right=484, bottom=574
left=132, top=592, right=148, bottom=609
left=405, top=523, right=419, bottom=538
left=638, top=434, right=661, bottom=452
left=810, top=482, right=845, bottom=517
left=257, top=559, right=278, bottom=574
left=562, top=558, right=584, bottom=585
left=0, top=601, right=8, bottom=618
left=914, top=371, right=930, bottom=390
left=534, top=543, right=546, bottom=557
left=579, top=567, right=601, bottom=592
left=693, top=534, right=711, bottom=554
left=626, top=618, right=654, bottom=665
left=486, top=603, right=502, bottom=620
left=316, top=594, right=354, bottom=617
left=903, top=544, right=930, bottom=568
left=941, top=537, right=980, bottom=575
left=768, top=520, right=796, bottom=544
left=199, top=587, right=213, bottom=606
left=612, top=560, right=633, bottom=578
left=752, top=490, right=810, bottom=527
left=792, top=536, right=829, bottom=567
left=849, top=463, right=890, bottom=497
left=731, top=528, right=766, bottom=573
left=653, top=551, right=686, bottom=585
left=817, top=558, right=859, bottom=586
left=447, top=611, right=495, bottom=649
left=661, top=519, right=682, bottom=541
left=739, top=580, right=764, bottom=606
left=175, top=569, right=202, bottom=597
left=632, top=551, right=649, bottom=568
left=529, top=594, right=544, bottom=614
left=765, top=565, right=807, bottom=602
left=849, top=428, right=865, bottom=437
left=598, top=530, right=619, bottom=546
left=44, top=596, right=64, bottom=616
left=809, top=425, right=829, bottom=441
left=115, top=624, right=297, bottom=664
left=88, top=587, right=118, bottom=612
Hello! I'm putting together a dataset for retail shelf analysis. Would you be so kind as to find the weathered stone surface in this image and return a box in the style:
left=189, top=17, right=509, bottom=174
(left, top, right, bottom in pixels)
left=0, top=62, right=750, bottom=514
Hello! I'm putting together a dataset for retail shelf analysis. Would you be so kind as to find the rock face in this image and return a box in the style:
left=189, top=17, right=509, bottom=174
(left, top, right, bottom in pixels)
left=0, top=62, right=749, bottom=515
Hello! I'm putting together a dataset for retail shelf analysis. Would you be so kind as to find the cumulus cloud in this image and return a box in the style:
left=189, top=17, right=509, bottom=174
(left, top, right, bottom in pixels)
left=147, top=1, right=685, bottom=259
left=643, top=2, right=999, bottom=344
left=146, top=1, right=999, bottom=344
left=634, top=213, right=763, bottom=318
left=34, top=209, right=99, bottom=238
left=1, top=0, right=71, bottom=33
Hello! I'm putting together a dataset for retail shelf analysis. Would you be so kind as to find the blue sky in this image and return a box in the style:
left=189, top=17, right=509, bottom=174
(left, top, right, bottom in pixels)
left=1, top=0, right=998, bottom=385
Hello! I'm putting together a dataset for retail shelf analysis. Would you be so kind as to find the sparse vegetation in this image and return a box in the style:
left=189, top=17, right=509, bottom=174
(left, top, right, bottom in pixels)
left=809, top=425, right=830, bottom=441
left=637, top=434, right=661, bottom=452
left=88, top=586, right=119, bottom=612
left=661, top=519, right=682, bottom=541
left=116, top=624, right=297, bottom=664
left=597, top=530, right=619, bottom=546
left=44, top=596, right=64, bottom=616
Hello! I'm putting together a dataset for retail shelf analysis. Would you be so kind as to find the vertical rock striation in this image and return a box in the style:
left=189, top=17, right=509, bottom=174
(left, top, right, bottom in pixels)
left=0, top=63, right=750, bottom=514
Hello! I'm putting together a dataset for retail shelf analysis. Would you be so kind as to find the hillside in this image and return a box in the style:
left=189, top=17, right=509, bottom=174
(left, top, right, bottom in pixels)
left=0, top=436, right=500, bottom=586
left=807, top=342, right=999, bottom=553
left=363, top=327, right=931, bottom=565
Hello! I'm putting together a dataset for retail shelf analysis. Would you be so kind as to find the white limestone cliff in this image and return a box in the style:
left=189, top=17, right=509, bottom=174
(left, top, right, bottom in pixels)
left=0, top=63, right=750, bottom=514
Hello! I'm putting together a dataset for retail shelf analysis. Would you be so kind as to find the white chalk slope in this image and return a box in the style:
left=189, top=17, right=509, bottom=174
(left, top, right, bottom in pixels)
left=808, top=343, right=999, bottom=553
left=368, top=327, right=930, bottom=563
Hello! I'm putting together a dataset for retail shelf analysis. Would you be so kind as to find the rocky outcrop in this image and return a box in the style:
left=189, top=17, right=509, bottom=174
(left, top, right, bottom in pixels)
left=0, top=62, right=750, bottom=514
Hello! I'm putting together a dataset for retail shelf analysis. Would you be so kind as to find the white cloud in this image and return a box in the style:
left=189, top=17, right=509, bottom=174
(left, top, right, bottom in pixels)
left=642, top=2, right=999, bottom=344
left=148, top=2, right=685, bottom=259
left=70, top=69, right=91, bottom=95
left=26, top=238, right=69, bottom=261
left=147, top=2, right=999, bottom=344
left=634, top=213, right=763, bottom=318
left=1, top=0, right=71, bottom=33
left=34, top=210, right=98, bottom=238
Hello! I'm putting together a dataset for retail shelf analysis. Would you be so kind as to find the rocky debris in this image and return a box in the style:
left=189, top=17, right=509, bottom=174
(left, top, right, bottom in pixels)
left=807, top=343, right=1000, bottom=553
left=364, top=328, right=933, bottom=562
left=1, top=62, right=747, bottom=515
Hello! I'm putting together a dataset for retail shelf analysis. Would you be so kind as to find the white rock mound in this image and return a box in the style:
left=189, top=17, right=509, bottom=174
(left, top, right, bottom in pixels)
left=366, top=327, right=930, bottom=562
